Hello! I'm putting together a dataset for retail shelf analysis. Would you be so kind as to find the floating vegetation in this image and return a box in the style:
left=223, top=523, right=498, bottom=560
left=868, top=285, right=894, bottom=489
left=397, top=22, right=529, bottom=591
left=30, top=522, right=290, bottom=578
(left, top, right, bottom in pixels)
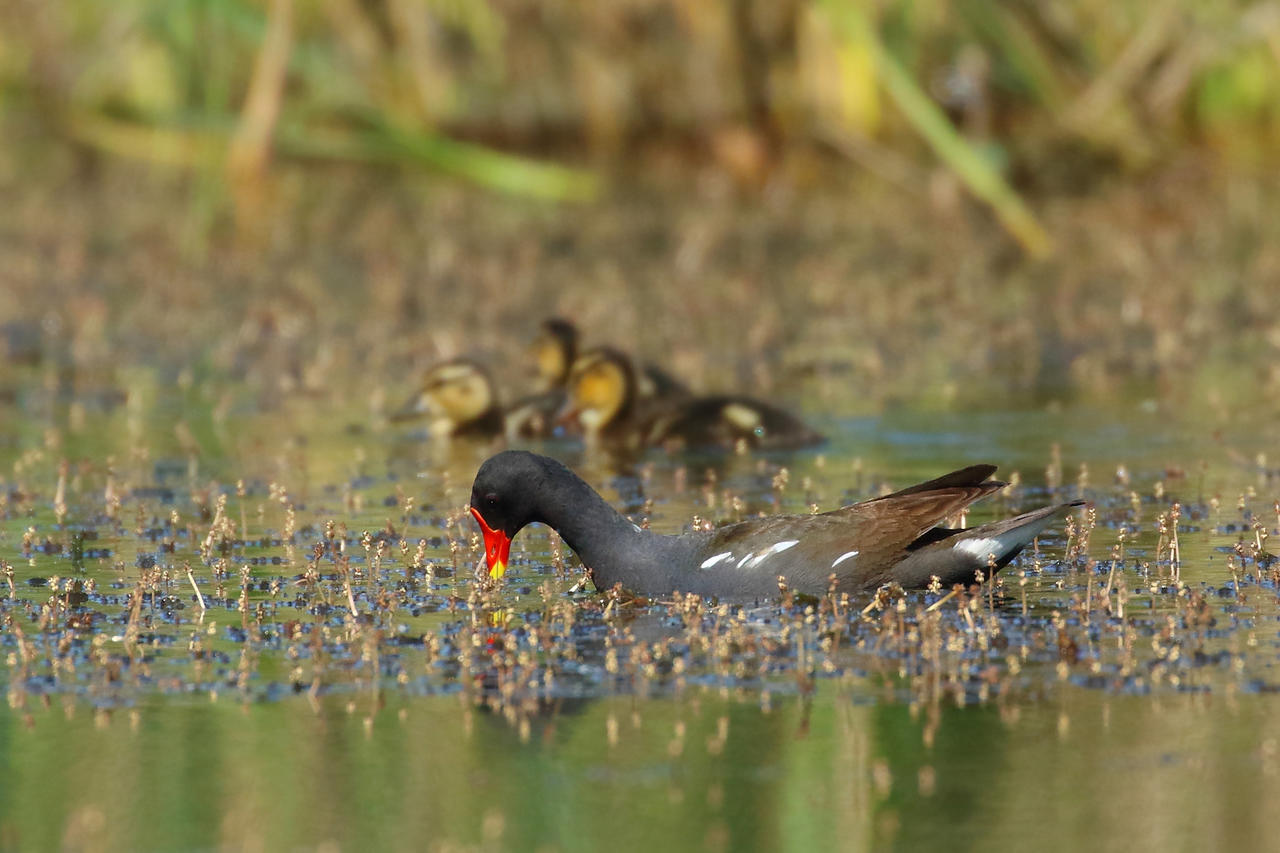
left=7, top=404, right=1280, bottom=851
left=3, top=431, right=1277, bottom=734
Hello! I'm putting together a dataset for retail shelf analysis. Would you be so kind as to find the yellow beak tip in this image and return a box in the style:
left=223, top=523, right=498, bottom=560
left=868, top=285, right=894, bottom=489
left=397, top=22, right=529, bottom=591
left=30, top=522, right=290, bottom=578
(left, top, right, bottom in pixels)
left=489, top=561, right=507, bottom=580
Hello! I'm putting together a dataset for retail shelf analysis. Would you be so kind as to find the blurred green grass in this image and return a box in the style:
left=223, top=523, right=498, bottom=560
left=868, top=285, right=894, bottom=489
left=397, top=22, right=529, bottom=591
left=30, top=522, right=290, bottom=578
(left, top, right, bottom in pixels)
left=3, top=0, right=1278, bottom=252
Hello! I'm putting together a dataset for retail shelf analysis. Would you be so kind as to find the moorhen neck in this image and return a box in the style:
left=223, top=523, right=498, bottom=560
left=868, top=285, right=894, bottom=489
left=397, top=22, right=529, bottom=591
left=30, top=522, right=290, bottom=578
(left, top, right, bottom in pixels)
left=468, top=451, right=1084, bottom=600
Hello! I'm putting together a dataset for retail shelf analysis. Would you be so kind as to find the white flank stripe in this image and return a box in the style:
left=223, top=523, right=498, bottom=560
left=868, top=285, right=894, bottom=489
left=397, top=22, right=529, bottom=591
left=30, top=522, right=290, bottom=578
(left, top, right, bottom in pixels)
left=743, top=540, right=799, bottom=570
left=954, top=536, right=1004, bottom=561
left=700, top=551, right=734, bottom=570
left=832, top=550, right=859, bottom=568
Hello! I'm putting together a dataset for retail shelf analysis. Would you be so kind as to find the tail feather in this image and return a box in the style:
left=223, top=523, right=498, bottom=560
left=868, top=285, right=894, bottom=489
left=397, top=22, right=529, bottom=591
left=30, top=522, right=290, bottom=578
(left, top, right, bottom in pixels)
left=951, top=500, right=1087, bottom=566
left=891, top=500, right=1087, bottom=588
left=877, top=465, right=1002, bottom=499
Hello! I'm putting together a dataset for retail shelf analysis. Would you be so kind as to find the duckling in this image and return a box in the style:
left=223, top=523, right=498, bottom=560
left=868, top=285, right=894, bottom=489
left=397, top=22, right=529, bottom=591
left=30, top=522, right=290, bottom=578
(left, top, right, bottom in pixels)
left=563, top=347, right=639, bottom=440
left=505, top=319, right=579, bottom=439
left=530, top=318, right=578, bottom=393
left=392, top=359, right=504, bottom=439
left=564, top=347, right=822, bottom=450
left=634, top=359, right=689, bottom=404
left=505, top=319, right=688, bottom=439
left=645, top=395, right=824, bottom=451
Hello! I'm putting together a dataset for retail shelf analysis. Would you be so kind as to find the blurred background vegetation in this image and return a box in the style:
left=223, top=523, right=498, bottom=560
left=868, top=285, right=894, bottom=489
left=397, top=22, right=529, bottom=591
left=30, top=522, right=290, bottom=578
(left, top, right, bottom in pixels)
left=5, top=0, right=1280, bottom=249
left=2, top=0, right=1279, bottom=422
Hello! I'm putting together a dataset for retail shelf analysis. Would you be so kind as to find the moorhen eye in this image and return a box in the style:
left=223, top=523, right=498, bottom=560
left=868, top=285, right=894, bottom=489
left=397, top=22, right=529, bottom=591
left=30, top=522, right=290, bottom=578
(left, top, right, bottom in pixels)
left=485, top=493, right=499, bottom=506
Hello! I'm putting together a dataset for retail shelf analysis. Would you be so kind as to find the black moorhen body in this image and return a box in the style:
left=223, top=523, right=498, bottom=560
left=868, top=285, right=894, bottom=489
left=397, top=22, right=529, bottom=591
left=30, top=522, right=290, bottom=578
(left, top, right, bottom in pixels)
left=468, top=451, right=1083, bottom=599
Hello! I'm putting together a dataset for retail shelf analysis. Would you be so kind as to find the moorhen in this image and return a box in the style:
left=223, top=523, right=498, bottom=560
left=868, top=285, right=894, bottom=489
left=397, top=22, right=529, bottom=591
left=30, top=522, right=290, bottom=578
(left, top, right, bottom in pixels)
left=563, top=347, right=822, bottom=451
left=392, top=359, right=504, bottom=438
left=468, top=451, right=1084, bottom=599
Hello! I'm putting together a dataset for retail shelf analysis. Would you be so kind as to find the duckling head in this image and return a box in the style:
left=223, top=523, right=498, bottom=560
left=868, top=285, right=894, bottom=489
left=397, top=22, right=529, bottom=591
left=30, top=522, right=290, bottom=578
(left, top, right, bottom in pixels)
left=529, top=318, right=578, bottom=391
left=394, top=360, right=497, bottom=437
left=564, top=347, right=634, bottom=437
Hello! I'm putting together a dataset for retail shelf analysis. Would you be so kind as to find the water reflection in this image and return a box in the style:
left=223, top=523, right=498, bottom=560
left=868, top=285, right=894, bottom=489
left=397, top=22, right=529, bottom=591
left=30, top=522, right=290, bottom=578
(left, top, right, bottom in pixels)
left=5, top=686, right=1279, bottom=851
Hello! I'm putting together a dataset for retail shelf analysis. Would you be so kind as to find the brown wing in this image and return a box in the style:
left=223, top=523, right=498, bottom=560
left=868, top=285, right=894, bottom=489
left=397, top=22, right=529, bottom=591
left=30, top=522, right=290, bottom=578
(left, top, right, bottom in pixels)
left=819, top=466, right=1005, bottom=567
left=867, top=465, right=1001, bottom=499
left=680, top=467, right=1005, bottom=596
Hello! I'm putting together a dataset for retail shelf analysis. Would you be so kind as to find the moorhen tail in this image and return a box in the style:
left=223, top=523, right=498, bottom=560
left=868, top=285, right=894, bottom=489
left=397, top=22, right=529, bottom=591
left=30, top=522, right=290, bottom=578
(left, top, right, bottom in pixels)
left=468, top=451, right=1084, bottom=599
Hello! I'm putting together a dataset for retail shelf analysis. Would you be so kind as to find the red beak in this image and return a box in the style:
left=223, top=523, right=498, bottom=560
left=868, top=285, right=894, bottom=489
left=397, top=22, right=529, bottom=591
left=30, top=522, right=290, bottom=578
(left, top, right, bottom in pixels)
left=470, top=506, right=511, bottom=579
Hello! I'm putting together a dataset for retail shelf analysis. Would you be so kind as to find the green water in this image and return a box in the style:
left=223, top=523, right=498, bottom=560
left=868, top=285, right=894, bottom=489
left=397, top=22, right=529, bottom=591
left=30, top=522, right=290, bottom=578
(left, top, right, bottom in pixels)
left=5, top=687, right=1279, bottom=851
left=4, top=370, right=1280, bottom=852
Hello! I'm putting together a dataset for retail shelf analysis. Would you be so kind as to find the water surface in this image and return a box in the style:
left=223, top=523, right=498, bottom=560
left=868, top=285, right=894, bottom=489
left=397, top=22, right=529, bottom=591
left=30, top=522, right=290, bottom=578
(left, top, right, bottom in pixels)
left=3, top=375, right=1278, bottom=852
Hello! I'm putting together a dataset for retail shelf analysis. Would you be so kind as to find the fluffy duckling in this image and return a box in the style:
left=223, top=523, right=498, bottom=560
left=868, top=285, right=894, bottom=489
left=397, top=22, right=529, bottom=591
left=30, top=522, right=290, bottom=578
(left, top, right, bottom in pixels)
left=530, top=318, right=578, bottom=393
left=564, top=347, right=822, bottom=450
left=505, top=319, right=579, bottom=439
left=392, top=359, right=504, bottom=439
left=645, top=395, right=824, bottom=451
left=505, top=319, right=688, bottom=438
left=562, top=347, right=638, bottom=440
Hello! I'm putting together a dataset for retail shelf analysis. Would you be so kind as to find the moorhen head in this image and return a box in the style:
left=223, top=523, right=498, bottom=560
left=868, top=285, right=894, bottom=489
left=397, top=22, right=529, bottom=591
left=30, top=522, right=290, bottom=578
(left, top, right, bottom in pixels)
left=468, top=451, right=1084, bottom=599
